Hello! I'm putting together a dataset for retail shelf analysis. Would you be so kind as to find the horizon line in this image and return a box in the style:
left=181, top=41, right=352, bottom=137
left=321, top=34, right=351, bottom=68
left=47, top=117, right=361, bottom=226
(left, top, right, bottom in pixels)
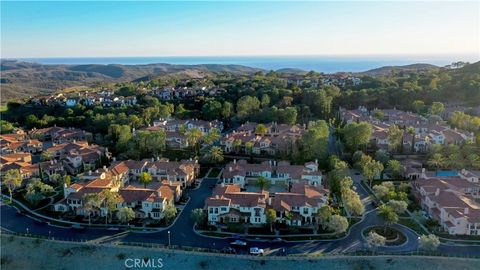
left=3, top=53, right=479, bottom=60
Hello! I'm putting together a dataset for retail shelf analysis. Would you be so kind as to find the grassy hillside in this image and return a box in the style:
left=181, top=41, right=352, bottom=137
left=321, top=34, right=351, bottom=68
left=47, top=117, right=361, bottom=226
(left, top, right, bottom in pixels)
left=360, top=63, right=439, bottom=77
left=0, top=60, right=262, bottom=101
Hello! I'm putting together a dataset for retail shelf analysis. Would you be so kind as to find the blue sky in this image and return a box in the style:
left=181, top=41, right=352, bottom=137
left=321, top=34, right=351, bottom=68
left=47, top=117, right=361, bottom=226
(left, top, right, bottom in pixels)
left=1, top=1, right=479, bottom=59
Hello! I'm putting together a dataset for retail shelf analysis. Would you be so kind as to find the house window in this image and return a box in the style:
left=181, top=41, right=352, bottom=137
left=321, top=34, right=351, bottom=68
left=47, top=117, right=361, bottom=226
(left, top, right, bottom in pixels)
left=303, top=208, right=308, bottom=214
left=221, top=207, right=227, bottom=212
left=209, top=208, right=213, bottom=214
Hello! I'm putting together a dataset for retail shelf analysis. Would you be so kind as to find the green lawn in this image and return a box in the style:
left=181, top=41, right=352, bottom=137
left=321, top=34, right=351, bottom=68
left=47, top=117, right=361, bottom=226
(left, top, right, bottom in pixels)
left=398, top=218, right=428, bottom=235
left=0, top=104, right=7, bottom=112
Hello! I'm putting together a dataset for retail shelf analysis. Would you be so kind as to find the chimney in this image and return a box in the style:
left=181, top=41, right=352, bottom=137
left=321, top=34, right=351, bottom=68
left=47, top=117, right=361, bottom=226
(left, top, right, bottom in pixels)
left=315, top=159, right=318, bottom=164
left=169, top=180, right=172, bottom=186
left=215, top=195, right=219, bottom=199
left=229, top=166, right=233, bottom=172
left=221, top=182, right=225, bottom=187
left=157, top=190, right=162, bottom=197
left=112, top=157, right=116, bottom=162
left=464, top=207, right=469, bottom=215
left=88, top=170, right=92, bottom=175
left=103, top=165, right=106, bottom=170
left=233, top=159, right=236, bottom=164
left=435, top=188, right=440, bottom=196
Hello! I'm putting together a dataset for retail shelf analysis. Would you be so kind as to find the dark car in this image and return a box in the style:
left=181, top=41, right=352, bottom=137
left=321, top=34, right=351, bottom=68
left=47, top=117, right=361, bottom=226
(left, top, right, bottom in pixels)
left=371, top=201, right=379, bottom=207
left=15, top=210, right=25, bottom=216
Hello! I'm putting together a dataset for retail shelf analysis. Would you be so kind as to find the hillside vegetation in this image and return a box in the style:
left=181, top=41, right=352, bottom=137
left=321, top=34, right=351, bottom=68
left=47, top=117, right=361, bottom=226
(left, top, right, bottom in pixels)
left=0, top=60, right=262, bottom=101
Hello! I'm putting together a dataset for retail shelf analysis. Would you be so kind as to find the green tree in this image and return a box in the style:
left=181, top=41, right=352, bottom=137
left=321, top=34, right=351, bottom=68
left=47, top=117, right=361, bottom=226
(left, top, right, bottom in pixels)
left=0, top=120, right=15, bottom=134
left=117, top=206, right=135, bottom=224
left=387, top=200, right=408, bottom=215
left=327, top=215, right=349, bottom=235
left=418, top=234, right=440, bottom=251
left=163, top=204, right=177, bottom=221
left=366, top=231, right=386, bottom=251
left=261, top=94, right=271, bottom=108
left=236, top=96, right=260, bottom=119
left=83, top=193, right=102, bottom=225
left=427, top=153, right=446, bottom=172
left=266, top=209, right=277, bottom=232
left=191, top=208, right=206, bottom=226
left=407, top=127, right=416, bottom=153
left=185, top=127, right=203, bottom=155
left=372, top=184, right=390, bottom=201
left=378, top=204, right=398, bottom=233
left=343, top=122, right=372, bottom=151
left=316, top=205, right=332, bottom=230
left=387, top=125, right=404, bottom=152
left=374, top=149, right=390, bottom=165
left=203, top=128, right=220, bottom=145
left=256, top=176, right=270, bottom=191
left=207, top=146, right=224, bottom=163
left=362, top=160, right=384, bottom=187
left=429, top=102, right=445, bottom=116
left=24, top=178, right=54, bottom=206
left=386, top=160, right=403, bottom=179
left=412, top=100, right=425, bottom=114
left=255, top=124, right=268, bottom=136
left=3, top=169, right=22, bottom=202
left=138, top=172, right=153, bottom=188
left=101, top=190, right=122, bottom=224
left=40, top=150, right=54, bottom=161
left=300, top=120, right=329, bottom=161
left=221, top=101, right=233, bottom=119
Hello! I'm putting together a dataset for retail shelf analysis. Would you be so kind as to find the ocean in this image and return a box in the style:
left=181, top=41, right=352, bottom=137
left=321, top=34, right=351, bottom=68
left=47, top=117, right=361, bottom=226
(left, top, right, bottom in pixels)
left=14, top=56, right=465, bottom=73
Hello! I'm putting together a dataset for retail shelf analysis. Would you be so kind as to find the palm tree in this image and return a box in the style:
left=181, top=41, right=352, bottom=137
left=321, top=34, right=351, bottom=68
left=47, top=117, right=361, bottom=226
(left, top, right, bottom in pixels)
left=232, top=139, right=242, bottom=153
left=256, top=176, right=270, bottom=191
left=407, top=127, right=416, bottom=153
left=204, top=128, right=220, bottom=145
left=186, top=127, right=203, bottom=155
left=378, top=204, right=398, bottom=233
left=208, top=146, right=224, bottom=163
left=427, top=153, right=446, bottom=173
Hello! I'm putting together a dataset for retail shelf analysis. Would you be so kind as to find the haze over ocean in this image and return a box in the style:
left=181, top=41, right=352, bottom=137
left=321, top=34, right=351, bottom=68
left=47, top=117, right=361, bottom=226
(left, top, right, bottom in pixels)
left=10, top=55, right=471, bottom=73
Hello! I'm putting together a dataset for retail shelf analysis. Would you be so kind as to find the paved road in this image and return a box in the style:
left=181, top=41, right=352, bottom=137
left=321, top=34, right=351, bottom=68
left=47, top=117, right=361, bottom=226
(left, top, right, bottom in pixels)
left=3, top=174, right=480, bottom=256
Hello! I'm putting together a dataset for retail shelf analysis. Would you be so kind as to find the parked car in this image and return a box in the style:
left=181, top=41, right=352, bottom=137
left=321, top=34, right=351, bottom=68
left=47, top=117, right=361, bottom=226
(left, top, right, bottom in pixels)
left=249, top=247, right=264, bottom=255
left=230, top=240, right=247, bottom=247
left=371, top=201, right=378, bottom=208
left=221, top=247, right=236, bottom=254
left=270, top=237, right=284, bottom=243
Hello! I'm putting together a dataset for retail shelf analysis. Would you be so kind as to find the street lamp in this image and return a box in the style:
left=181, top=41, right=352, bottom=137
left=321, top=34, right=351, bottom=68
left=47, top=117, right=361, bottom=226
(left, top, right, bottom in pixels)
left=48, top=231, right=51, bottom=239
left=167, top=231, right=171, bottom=247
left=26, top=228, right=29, bottom=235
left=417, top=236, right=420, bottom=254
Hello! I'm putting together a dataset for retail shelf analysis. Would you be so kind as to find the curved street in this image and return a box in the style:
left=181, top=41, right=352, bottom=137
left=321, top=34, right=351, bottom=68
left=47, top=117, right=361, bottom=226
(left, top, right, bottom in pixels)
left=2, top=171, right=480, bottom=257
